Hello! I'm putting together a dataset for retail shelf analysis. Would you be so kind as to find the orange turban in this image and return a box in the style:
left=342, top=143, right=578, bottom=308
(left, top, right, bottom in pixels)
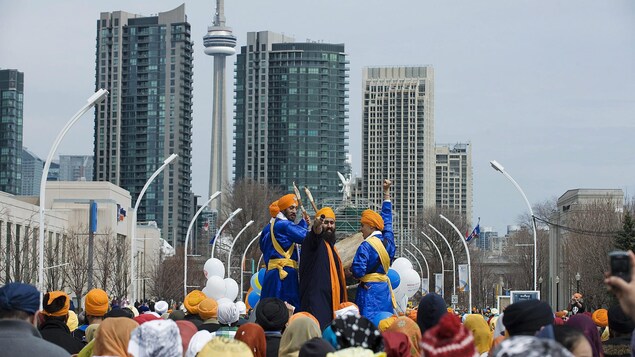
left=316, top=207, right=335, bottom=220
left=198, top=298, right=218, bottom=320
left=592, top=309, right=608, bottom=327
left=289, top=312, right=320, bottom=328
left=184, top=290, right=207, bottom=314
left=277, top=194, right=297, bottom=211
left=42, top=291, right=70, bottom=317
left=555, top=311, right=567, bottom=318
left=269, top=200, right=280, bottom=218
left=361, top=209, right=384, bottom=231
left=85, top=288, right=109, bottom=316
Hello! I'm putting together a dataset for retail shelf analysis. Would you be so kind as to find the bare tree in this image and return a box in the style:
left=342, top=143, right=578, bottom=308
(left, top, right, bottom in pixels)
left=110, top=234, right=130, bottom=300
left=148, top=247, right=187, bottom=302
left=62, top=225, right=89, bottom=303
left=94, top=228, right=117, bottom=292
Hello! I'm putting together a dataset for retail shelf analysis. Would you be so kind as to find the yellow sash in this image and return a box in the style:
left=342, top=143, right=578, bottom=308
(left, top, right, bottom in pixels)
left=361, top=236, right=397, bottom=308
left=268, top=219, right=297, bottom=280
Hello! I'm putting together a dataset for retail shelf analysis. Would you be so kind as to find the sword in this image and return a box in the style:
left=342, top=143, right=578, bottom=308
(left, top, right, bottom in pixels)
left=303, top=186, right=319, bottom=213
left=292, top=182, right=309, bottom=221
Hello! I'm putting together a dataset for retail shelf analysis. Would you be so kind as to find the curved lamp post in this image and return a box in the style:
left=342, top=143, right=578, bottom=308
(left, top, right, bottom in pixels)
left=440, top=214, right=472, bottom=313
left=404, top=250, right=427, bottom=295
left=410, top=243, right=431, bottom=292
left=490, top=160, right=537, bottom=291
left=227, top=220, right=254, bottom=279
left=38, top=89, right=109, bottom=291
left=131, top=153, right=178, bottom=302
left=240, top=232, right=261, bottom=299
left=421, top=231, right=445, bottom=282
left=183, top=191, right=221, bottom=298
left=211, top=208, right=242, bottom=258
left=429, top=224, right=457, bottom=309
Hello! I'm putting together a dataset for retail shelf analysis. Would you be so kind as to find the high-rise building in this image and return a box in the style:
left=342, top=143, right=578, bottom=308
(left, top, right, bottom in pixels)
left=93, top=5, right=194, bottom=246
left=0, top=69, right=24, bottom=195
left=59, top=155, right=94, bottom=181
left=21, top=148, right=43, bottom=196
left=204, top=0, right=236, bottom=211
left=435, top=143, right=473, bottom=222
left=477, top=226, right=496, bottom=251
left=362, top=66, right=435, bottom=235
left=234, top=31, right=349, bottom=203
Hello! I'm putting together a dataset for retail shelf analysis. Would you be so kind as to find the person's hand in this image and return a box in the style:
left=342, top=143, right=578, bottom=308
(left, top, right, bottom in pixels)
left=383, top=179, right=391, bottom=193
left=302, top=211, right=311, bottom=226
left=605, top=250, right=635, bottom=320
left=313, top=215, right=325, bottom=234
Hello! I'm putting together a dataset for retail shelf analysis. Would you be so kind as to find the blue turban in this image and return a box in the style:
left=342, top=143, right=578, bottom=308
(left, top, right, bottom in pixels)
left=0, top=282, right=41, bottom=315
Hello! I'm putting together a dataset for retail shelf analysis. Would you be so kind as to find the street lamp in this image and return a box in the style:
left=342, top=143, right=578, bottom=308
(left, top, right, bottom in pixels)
left=211, top=208, right=243, bottom=258
left=440, top=214, right=473, bottom=314
left=240, top=232, right=261, bottom=299
left=409, top=243, right=430, bottom=293
left=539, top=276, right=543, bottom=299
left=575, top=272, right=581, bottom=293
left=490, top=160, right=538, bottom=291
left=227, top=220, right=255, bottom=279
left=429, top=224, right=456, bottom=309
left=38, top=89, right=109, bottom=292
left=555, top=276, right=560, bottom=310
left=183, top=191, right=221, bottom=298
left=421, top=231, right=445, bottom=291
left=131, top=153, right=178, bottom=302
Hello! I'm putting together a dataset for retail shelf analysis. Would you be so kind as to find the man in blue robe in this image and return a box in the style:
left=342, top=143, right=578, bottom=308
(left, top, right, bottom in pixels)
left=351, top=179, right=396, bottom=320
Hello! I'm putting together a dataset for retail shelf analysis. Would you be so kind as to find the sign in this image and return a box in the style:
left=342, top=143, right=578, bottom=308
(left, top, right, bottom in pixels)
left=497, top=295, right=511, bottom=312
left=451, top=294, right=458, bottom=304
left=510, top=290, right=540, bottom=304
left=458, top=264, right=469, bottom=292
left=422, top=278, right=429, bottom=295
left=434, top=273, right=444, bottom=296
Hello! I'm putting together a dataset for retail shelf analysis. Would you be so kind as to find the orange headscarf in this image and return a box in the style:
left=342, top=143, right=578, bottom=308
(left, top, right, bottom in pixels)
left=93, top=317, right=138, bottom=357
left=235, top=323, right=266, bottom=357
left=277, top=194, right=298, bottom=211
left=386, top=316, right=422, bottom=357
left=361, top=209, right=384, bottom=231
left=269, top=201, right=280, bottom=218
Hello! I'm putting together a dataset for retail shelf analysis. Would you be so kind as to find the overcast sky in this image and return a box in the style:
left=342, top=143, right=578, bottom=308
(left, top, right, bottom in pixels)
left=1, top=0, right=634, bottom=234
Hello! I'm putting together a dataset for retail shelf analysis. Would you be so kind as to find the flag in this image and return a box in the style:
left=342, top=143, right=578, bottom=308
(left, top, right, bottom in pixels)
left=90, top=201, right=98, bottom=233
left=466, top=218, right=480, bottom=242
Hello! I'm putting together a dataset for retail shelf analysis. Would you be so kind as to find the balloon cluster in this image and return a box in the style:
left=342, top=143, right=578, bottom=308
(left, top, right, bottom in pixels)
left=388, top=257, right=421, bottom=312
left=246, top=268, right=265, bottom=309
left=202, top=258, right=240, bottom=302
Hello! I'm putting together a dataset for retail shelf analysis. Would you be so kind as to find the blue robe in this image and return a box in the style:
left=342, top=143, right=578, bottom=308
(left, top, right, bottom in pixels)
left=351, top=200, right=396, bottom=320
left=259, top=215, right=308, bottom=309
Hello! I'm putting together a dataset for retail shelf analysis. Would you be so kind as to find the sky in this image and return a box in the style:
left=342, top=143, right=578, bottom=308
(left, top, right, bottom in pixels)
left=1, top=0, right=634, bottom=234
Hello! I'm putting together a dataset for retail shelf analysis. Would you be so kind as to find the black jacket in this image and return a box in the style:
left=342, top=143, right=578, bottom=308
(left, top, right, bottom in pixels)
left=265, top=332, right=282, bottom=357
left=39, top=318, right=85, bottom=354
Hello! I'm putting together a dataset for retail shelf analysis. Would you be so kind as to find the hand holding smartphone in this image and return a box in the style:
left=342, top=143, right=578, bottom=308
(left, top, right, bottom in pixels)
left=610, top=251, right=632, bottom=282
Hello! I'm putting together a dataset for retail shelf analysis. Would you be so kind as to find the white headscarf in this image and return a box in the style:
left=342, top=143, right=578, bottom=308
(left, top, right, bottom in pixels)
left=218, top=302, right=240, bottom=326
left=128, top=319, right=182, bottom=357
left=185, top=330, right=213, bottom=357
left=155, top=300, right=169, bottom=315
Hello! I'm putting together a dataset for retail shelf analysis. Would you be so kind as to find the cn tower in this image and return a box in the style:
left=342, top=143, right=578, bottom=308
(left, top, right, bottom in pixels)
left=204, top=0, right=236, bottom=210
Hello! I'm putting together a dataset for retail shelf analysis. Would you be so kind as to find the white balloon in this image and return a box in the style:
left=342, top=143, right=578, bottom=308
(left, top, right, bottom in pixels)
left=391, top=257, right=413, bottom=274
left=204, top=258, right=225, bottom=279
left=235, top=301, right=247, bottom=315
left=205, top=276, right=226, bottom=299
left=216, top=297, right=233, bottom=306
left=224, top=278, right=239, bottom=302
left=401, top=269, right=421, bottom=298
left=202, top=286, right=213, bottom=298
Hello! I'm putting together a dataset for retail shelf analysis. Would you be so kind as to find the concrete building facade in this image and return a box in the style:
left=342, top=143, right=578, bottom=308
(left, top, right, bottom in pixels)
left=436, top=143, right=472, bottom=223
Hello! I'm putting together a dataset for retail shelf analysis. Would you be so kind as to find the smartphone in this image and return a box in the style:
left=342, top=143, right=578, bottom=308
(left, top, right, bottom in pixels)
left=610, top=251, right=632, bottom=282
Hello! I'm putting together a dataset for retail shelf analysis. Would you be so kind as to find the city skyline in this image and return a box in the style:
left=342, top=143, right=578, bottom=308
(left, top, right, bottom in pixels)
left=1, top=1, right=633, bottom=234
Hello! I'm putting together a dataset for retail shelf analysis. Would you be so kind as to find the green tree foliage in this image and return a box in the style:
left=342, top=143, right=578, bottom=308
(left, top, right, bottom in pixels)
left=615, top=211, right=635, bottom=252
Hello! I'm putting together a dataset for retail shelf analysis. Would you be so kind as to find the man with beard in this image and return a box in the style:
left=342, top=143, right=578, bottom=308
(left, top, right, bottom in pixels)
left=299, top=207, right=348, bottom=330
left=260, top=193, right=309, bottom=310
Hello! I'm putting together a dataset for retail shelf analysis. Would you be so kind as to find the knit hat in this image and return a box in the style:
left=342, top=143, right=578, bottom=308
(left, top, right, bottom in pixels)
left=198, top=298, right=218, bottom=320
left=85, top=288, right=109, bottom=316
left=420, top=313, right=479, bottom=357
left=184, top=290, right=207, bottom=314
left=592, top=309, right=608, bottom=328
left=417, top=293, right=446, bottom=333
left=491, top=336, right=574, bottom=357
left=269, top=201, right=280, bottom=218
left=300, top=337, right=336, bottom=357
left=331, top=314, right=384, bottom=352
left=42, top=291, right=70, bottom=317
left=0, top=282, right=40, bottom=315
left=608, top=305, right=635, bottom=334
left=278, top=194, right=298, bottom=211
left=503, top=299, right=553, bottom=336
left=155, top=300, right=169, bottom=315
left=360, top=210, right=383, bottom=231
left=316, top=207, right=336, bottom=220
left=255, top=297, right=289, bottom=331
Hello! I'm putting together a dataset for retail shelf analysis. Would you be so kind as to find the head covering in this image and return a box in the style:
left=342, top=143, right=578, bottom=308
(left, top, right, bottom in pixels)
left=360, top=210, right=383, bottom=231
left=235, top=323, right=266, bottom=357
left=184, top=290, right=207, bottom=315
left=236, top=301, right=247, bottom=315
left=565, top=314, right=603, bottom=357
left=197, top=298, right=218, bottom=320
left=185, top=330, right=213, bottom=357
left=555, top=311, right=567, bottom=319
left=279, top=316, right=322, bottom=357
left=491, top=335, right=574, bottom=357
left=325, top=347, right=379, bottom=356
left=256, top=297, right=289, bottom=331
left=133, top=313, right=161, bottom=325
left=378, top=316, right=398, bottom=332
left=493, top=312, right=506, bottom=337
left=420, top=312, right=478, bottom=357
left=290, top=312, right=321, bottom=329
left=591, top=309, right=608, bottom=327
left=331, top=314, right=384, bottom=352
left=554, top=317, right=565, bottom=326
left=463, top=314, right=492, bottom=354
left=278, top=194, right=298, bottom=211
left=169, top=309, right=185, bottom=321
left=385, top=316, right=422, bottom=357
left=85, top=288, right=109, bottom=316
left=573, top=293, right=582, bottom=300
left=128, top=319, right=183, bottom=357
left=270, top=201, right=281, bottom=218
left=0, top=282, right=40, bottom=314
left=155, top=300, right=169, bottom=315
left=316, top=207, right=336, bottom=220
left=42, top=291, right=70, bottom=317
left=381, top=331, right=410, bottom=357
left=93, top=317, right=139, bottom=357
left=490, top=308, right=500, bottom=315
left=218, top=302, right=240, bottom=325
left=608, top=305, right=635, bottom=334
left=175, top=320, right=197, bottom=355
left=335, top=302, right=360, bottom=319
left=85, top=323, right=100, bottom=343
left=105, top=307, right=135, bottom=319
left=66, top=310, right=79, bottom=331
left=416, top=293, right=446, bottom=333
left=503, top=299, right=553, bottom=336
left=138, top=305, right=150, bottom=313
left=322, top=325, right=339, bottom=350
left=489, top=315, right=499, bottom=332
left=198, top=336, right=252, bottom=356
left=300, top=337, right=336, bottom=357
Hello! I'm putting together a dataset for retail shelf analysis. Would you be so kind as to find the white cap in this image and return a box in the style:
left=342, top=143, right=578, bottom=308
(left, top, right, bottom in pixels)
left=155, top=300, right=169, bottom=315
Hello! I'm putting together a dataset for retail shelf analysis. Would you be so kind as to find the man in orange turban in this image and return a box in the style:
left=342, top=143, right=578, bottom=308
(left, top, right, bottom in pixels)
left=259, top=193, right=309, bottom=309
left=352, top=179, right=396, bottom=320
left=39, top=291, right=85, bottom=354
left=568, top=292, right=586, bottom=315
left=299, top=206, right=348, bottom=330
